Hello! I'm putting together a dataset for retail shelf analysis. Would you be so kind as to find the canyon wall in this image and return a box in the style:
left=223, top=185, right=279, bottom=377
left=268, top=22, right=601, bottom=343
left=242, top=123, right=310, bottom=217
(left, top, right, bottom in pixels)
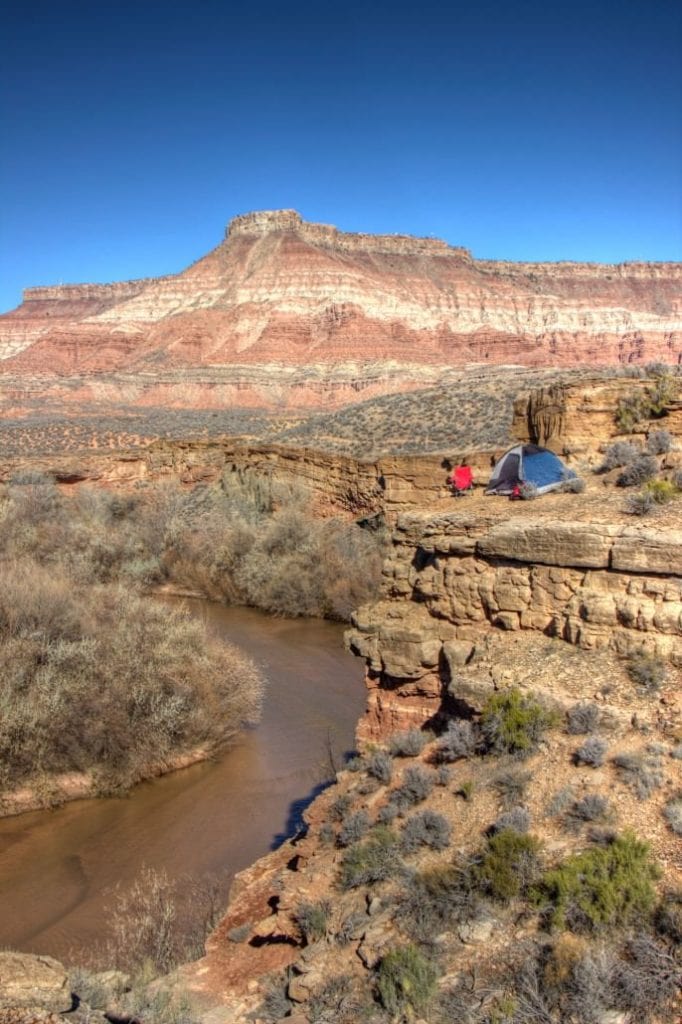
left=347, top=510, right=682, bottom=740
left=1, top=211, right=679, bottom=405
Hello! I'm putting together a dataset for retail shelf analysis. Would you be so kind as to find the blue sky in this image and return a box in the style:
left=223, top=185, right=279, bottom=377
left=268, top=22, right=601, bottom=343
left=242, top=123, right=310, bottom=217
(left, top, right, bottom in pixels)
left=1, top=0, right=680, bottom=313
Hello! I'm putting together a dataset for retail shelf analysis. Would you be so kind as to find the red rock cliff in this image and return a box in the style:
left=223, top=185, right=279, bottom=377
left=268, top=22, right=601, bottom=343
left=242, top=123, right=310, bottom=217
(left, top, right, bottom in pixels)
left=1, top=211, right=680, bottom=397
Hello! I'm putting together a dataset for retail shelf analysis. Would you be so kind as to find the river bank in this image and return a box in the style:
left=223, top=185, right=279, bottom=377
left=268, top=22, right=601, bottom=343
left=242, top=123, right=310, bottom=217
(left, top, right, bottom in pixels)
left=0, top=603, right=364, bottom=960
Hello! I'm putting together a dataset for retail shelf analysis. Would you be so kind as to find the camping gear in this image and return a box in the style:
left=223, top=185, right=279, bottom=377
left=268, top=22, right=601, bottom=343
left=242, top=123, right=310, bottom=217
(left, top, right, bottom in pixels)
left=486, top=444, right=575, bottom=496
left=450, top=465, right=474, bottom=496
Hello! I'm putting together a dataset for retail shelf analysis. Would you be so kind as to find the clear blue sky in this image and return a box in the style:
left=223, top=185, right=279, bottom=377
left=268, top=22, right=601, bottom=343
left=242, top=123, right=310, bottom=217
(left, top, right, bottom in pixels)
left=1, top=0, right=680, bottom=313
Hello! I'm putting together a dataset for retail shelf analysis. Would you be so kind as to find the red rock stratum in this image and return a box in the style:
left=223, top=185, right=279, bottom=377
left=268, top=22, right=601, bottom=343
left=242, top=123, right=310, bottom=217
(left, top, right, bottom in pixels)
left=1, top=210, right=680, bottom=406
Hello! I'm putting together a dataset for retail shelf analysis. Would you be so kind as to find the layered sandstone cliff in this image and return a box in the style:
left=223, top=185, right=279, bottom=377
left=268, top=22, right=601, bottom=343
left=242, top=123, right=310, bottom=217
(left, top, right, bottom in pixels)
left=1, top=211, right=680, bottom=407
left=347, top=509, right=682, bottom=741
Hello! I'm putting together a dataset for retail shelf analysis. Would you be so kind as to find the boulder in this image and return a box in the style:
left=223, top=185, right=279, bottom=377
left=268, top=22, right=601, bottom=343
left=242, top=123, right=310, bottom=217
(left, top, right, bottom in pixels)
left=0, top=952, right=72, bottom=1013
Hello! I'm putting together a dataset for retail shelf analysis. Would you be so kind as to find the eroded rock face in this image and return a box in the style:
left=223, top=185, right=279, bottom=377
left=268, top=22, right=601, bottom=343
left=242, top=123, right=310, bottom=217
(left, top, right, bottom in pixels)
left=1, top=211, right=679, bottom=406
left=0, top=952, right=72, bottom=1013
left=347, top=510, right=682, bottom=739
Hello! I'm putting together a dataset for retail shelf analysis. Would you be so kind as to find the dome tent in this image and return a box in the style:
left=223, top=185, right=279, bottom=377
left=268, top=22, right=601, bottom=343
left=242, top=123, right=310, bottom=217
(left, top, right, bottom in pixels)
left=486, top=443, right=575, bottom=496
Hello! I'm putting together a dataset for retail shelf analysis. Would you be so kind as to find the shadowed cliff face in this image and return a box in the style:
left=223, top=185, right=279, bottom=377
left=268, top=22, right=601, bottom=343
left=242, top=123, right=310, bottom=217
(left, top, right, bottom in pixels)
left=0, top=211, right=680, bottom=406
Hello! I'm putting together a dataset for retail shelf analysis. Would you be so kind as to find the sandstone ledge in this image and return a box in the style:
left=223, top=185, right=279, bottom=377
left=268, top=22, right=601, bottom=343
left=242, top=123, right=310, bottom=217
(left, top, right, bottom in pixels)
left=348, top=509, right=682, bottom=737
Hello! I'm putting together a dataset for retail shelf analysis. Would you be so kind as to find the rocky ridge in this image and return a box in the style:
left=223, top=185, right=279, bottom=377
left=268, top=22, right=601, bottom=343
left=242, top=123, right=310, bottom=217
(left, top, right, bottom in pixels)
left=1, top=211, right=680, bottom=409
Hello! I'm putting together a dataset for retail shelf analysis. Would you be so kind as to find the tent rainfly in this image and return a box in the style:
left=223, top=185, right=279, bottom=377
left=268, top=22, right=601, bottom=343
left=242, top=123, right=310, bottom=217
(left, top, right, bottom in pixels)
left=486, top=443, right=576, bottom=496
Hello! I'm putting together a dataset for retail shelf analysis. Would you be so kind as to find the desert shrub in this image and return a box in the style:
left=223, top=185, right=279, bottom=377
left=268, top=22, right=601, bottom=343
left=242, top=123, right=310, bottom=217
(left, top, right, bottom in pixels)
left=655, top=888, right=682, bottom=942
left=612, top=752, right=663, bottom=799
left=565, top=702, right=600, bottom=735
left=69, top=966, right=126, bottom=1009
left=397, top=864, right=480, bottom=942
left=516, top=932, right=681, bottom=1024
left=307, top=973, right=369, bottom=1024
left=435, top=765, right=451, bottom=786
left=456, top=779, right=475, bottom=801
left=519, top=481, right=538, bottom=500
left=626, top=490, right=657, bottom=515
left=573, top=737, right=608, bottom=768
left=615, top=375, right=675, bottom=433
left=615, top=391, right=649, bottom=433
left=376, top=800, right=399, bottom=825
left=436, top=719, right=477, bottom=761
left=84, top=867, right=221, bottom=978
left=375, top=944, right=439, bottom=1017
left=335, top=912, right=367, bottom=946
left=470, top=830, right=541, bottom=902
left=546, top=785, right=575, bottom=818
left=564, top=795, right=612, bottom=832
left=256, top=972, right=293, bottom=1023
left=491, top=806, right=531, bottom=834
left=0, top=563, right=264, bottom=795
left=606, top=934, right=682, bottom=1023
left=338, top=826, right=402, bottom=889
left=533, top=831, right=659, bottom=932
left=493, top=767, right=533, bottom=808
left=644, top=478, right=679, bottom=504
left=645, top=361, right=672, bottom=377
left=113, top=986, right=198, bottom=1024
left=646, top=429, right=673, bottom=454
left=671, top=742, right=682, bottom=760
left=559, top=474, right=585, bottom=493
left=294, top=899, right=332, bottom=943
left=598, top=440, right=640, bottom=471
left=365, top=750, right=393, bottom=784
left=344, top=754, right=365, bottom=772
left=663, top=793, right=682, bottom=835
left=401, top=810, right=452, bottom=854
left=328, top=793, right=352, bottom=822
left=393, top=765, right=436, bottom=807
left=628, top=651, right=667, bottom=692
left=389, top=728, right=428, bottom=757
left=481, top=689, right=557, bottom=757
left=319, top=822, right=335, bottom=846
left=338, top=809, right=371, bottom=847
left=616, top=454, right=658, bottom=487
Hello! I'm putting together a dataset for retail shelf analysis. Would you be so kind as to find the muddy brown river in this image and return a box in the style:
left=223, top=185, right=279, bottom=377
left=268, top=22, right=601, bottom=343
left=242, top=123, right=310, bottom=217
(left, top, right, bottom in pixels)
left=0, top=602, right=364, bottom=960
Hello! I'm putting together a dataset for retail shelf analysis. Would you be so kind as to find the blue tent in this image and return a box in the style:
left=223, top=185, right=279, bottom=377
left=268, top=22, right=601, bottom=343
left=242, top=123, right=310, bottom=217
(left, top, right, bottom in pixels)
left=486, top=443, right=575, bottom=495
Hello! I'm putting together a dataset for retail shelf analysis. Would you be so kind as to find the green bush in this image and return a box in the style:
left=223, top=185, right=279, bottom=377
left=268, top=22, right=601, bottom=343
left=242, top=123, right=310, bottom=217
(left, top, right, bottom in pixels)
left=338, top=826, right=402, bottom=889
left=470, top=829, right=541, bottom=901
left=481, top=688, right=557, bottom=756
left=375, top=944, right=438, bottom=1017
left=644, top=478, right=679, bottom=504
left=615, top=375, right=676, bottom=433
left=294, top=900, right=332, bottom=943
left=533, top=832, right=660, bottom=932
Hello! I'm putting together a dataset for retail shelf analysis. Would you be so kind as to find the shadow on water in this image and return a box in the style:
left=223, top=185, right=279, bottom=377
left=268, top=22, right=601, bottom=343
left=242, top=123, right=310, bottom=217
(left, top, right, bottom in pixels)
left=270, top=743, right=359, bottom=850
left=270, top=780, right=332, bottom=850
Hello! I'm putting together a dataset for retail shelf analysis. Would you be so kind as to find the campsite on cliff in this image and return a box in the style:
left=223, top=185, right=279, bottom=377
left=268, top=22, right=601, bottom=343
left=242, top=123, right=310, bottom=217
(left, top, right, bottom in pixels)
left=1, top=0, right=681, bottom=1020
